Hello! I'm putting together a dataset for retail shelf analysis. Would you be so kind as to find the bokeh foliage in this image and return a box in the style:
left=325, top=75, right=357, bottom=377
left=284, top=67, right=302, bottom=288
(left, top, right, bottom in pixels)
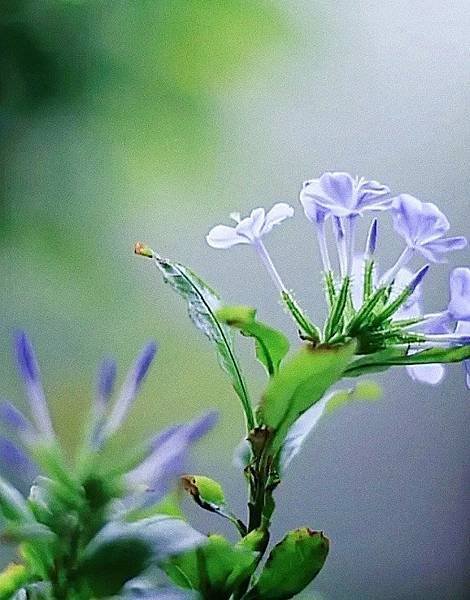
left=0, top=0, right=287, bottom=455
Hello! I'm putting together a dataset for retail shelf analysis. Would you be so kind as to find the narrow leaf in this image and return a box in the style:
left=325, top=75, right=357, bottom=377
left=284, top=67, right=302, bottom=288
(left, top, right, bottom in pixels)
left=217, top=306, right=289, bottom=376
left=141, top=248, right=254, bottom=430
left=344, top=344, right=470, bottom=377
left=0, top=476, right=33, bottom=523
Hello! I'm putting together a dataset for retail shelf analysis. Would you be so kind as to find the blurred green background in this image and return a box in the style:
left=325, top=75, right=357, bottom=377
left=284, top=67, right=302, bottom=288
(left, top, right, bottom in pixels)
left=1, top=1, right=469, bottom=598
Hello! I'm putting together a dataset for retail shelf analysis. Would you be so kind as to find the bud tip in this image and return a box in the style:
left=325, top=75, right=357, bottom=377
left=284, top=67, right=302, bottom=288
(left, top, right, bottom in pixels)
left=134, top=242, right=153, bottom=258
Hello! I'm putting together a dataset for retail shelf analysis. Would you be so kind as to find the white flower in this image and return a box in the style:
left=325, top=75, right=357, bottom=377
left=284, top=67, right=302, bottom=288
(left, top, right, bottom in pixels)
left=206, top=203, right=294, bottom=249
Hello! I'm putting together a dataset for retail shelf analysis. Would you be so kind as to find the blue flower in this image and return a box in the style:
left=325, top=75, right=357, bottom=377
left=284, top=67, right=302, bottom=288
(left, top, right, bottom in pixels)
left=403, top=268, right=470, bottom=388
left=300, top=172, right=390, bottom=276
left=125, top=411, right=218, bottom=509
left=300, top=172, right=391, bottom=218
left=392, top=194, right=467, bottom=263
left=206, top=203, right=294, bottom=292
left=1, top=332, right=217, bottom=500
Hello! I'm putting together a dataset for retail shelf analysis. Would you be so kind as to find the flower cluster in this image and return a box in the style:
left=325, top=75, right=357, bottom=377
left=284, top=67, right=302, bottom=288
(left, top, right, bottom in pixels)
left=207, top=171, right=469, bottom=388
left=0, top=332, right=215, bottom=599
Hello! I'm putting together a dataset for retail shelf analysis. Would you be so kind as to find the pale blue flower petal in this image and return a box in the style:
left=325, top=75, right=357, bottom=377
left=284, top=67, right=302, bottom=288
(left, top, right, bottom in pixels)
left=96, top=358, right=117, bottom=407
left=103, top=342, right=157, bottom=439
left=262, top=203, right=294, bottom=234
left=419, top=236, right=467, bottom=263
left=356, top=179, right=391, bottom=210
left=448, top=267, right=470, bottom=321
left=0, top=401, right=33, bottom=435
left=456, top=321, right=470, bottom=389
left=301, top=172, right=390, bottom=218
left=206, top=225, right=248, bottom=248
left=406, top=363, right=446, bottom=385
left=247, top=207, right=266, bottom=238
left=14, top=331, right=54, bottom=441
left=126, top=411, right=217, bottom=506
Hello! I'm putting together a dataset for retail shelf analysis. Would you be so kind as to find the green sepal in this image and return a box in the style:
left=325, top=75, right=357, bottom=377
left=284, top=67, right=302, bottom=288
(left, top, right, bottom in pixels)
left=217, top=306, right=289, bottom=375
left=346, top=285, right=388, bottom=335
left=245, top=528, right=329, bottom=600
left=324, top=271, right=337, bottom=308
left=324, top=276, right=350, bottom=341
left=281, top=291, right=321, bottom=342
left=344, top=344, right=470, bottom=377
left=362, top=259, right=375, bottom=302
left=143, top=248, right=254, bottom=429
left=257, top=341, right=356, bottom=454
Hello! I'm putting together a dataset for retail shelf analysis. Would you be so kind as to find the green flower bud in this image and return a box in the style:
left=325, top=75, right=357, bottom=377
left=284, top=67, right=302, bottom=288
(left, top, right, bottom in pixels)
left=246, top=528, right=329, bottom=600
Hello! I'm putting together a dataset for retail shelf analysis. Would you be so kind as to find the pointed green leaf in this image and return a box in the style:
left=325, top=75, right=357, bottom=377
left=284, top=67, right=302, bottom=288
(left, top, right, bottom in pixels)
left=145, top=250, right=254, bottom=429
left=81, top=517, right=206, bottom=597
left=344, top=344, right=470, bottom=377
left=245, top=528, right=329, bottom=600
left=257, top=341, right=356, bottom=453
left=0, top=564, right=29, bottom=600
left=217, top=306, right=289, bottom=376
left=0, top=476, right=33, bottom=523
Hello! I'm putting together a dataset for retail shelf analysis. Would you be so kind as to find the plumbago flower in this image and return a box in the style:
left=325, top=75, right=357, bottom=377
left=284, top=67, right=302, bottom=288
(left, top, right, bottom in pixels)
left=133, top=171, right=469, bottom=599
left=300, top=172, right=391, bottom=276
left=382, top=194, right=468, bottom=283
left=398, top=267, right=470, bottom=387
left=206, top=203, right=294, bottom=293
left=0, top=332, right=216, bottom=599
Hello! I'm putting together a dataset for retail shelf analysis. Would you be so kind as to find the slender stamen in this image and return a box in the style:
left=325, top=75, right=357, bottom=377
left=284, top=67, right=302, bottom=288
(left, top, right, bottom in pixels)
left=346, top=215, right=358, bottom=276
left=381, top=246, right=414, bottom=286
left=333, top=217, right=347, bottom=278
left=253, top=240, right=287, bottom=293
left=425, top=333, right=470, bottom=345
left=314, top=216, right=331, bottom=272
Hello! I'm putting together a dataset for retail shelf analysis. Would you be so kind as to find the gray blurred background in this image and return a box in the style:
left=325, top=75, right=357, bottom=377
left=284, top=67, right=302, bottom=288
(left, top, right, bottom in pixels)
left=1, top=1, right=469, bottom=598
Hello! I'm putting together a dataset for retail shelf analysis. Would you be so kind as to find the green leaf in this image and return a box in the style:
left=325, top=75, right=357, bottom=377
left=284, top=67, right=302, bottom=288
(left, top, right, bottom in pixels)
left=144, top=249, right=254, bottom=429
left=163, top=534, right=258, bottom=599
left=80, top=537, right=152, bottom=597
left=0, top=476, right=33, bottom=523
left=245, top=528, right=329, bottom=600
left=217, top=306, right=289, bottom=376
left=81, top=517, right=206, bottom=596
left=0, top=564, right=29, bottom=600
left=257, top=341, right=356, bottom=453
left=344, top=344, right=470, bottom=377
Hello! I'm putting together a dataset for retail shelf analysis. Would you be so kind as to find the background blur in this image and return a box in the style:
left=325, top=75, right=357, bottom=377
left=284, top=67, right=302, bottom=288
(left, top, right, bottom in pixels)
left=1, top=1, right=469, bottom=598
